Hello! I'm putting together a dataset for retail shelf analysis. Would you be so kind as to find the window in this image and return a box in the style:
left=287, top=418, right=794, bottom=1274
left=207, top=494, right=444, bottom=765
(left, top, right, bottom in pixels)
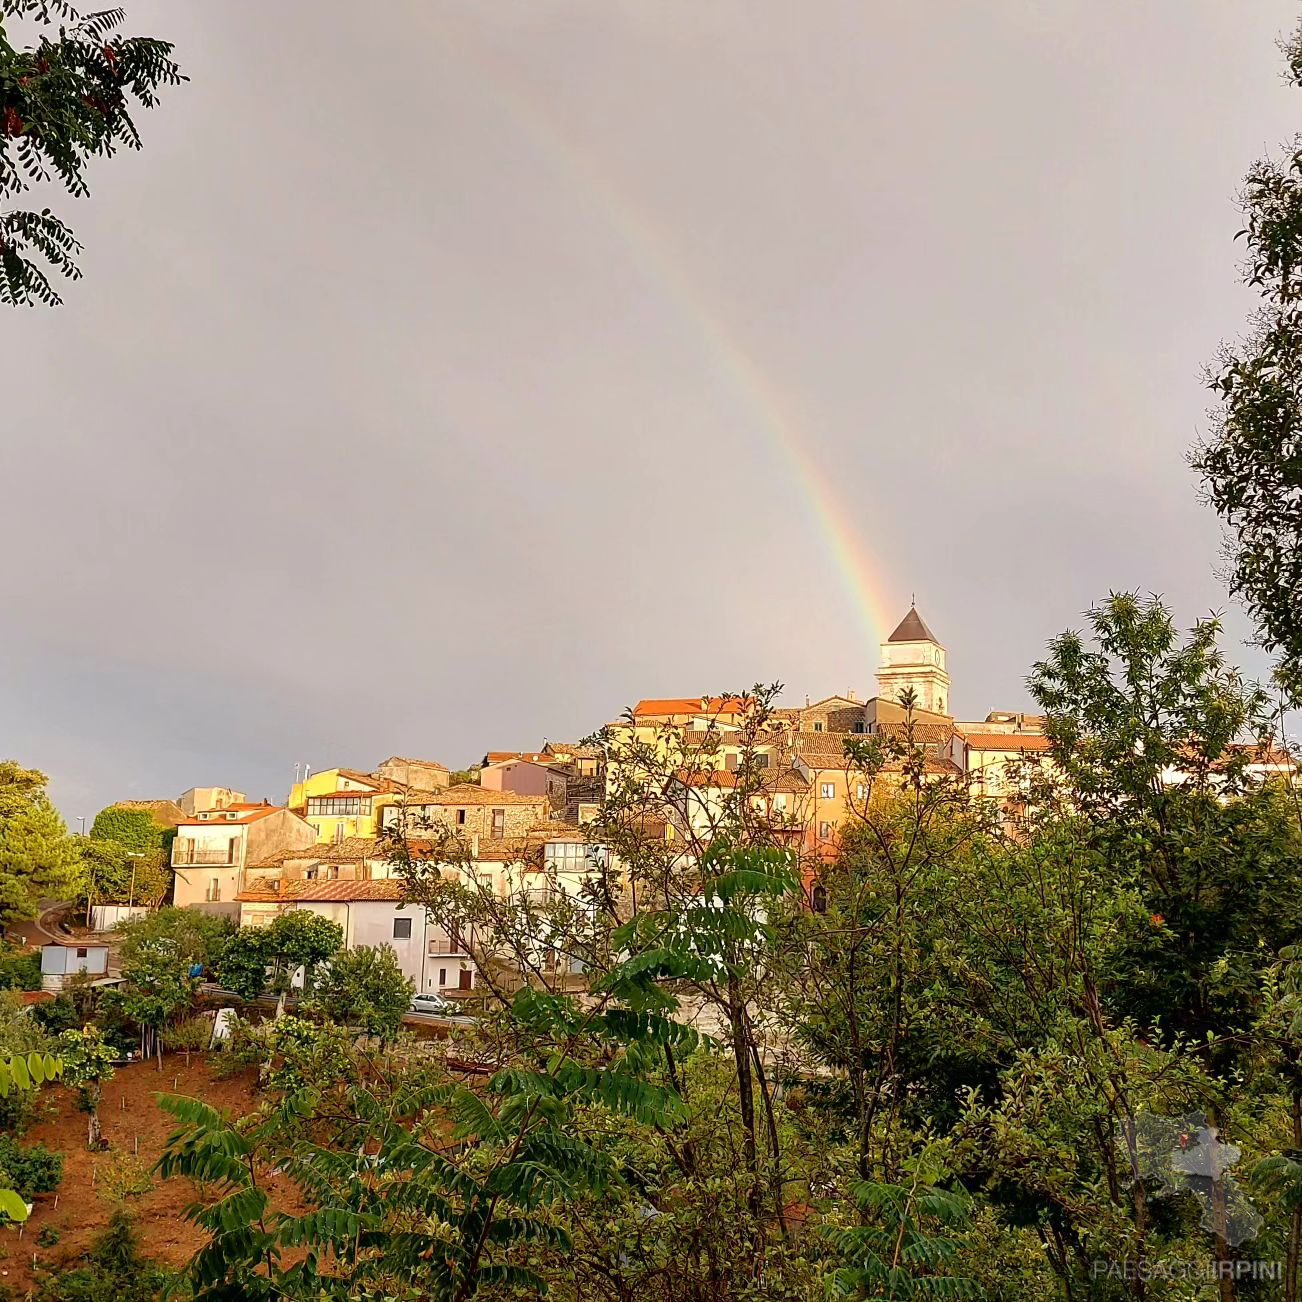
left=811, top=883, right=828, bottom=915
left=856, top=783, right=867, bottom=800
left=226, top=839, right=236, bottom=865
left=819, top=821, right=832, bottom=839
left=393, top=917, right=412, bottom=940
left=812, top=721, right=824, bottom=732
left=76, top=947, right=87, bottom=958
left=438, top=968, right=447, bottom=987
left=754, top=752, right=770, bottom=769
left=306, top=796, right=373, bottom=817
left=545, top=841, right=606, bottom=872
left=456, top=809, right=467, bottom=826
left=820, top=783, right=835, bottom=799
left=334, top=823, right=346, bottom=843
left=492, top=808, right=505, bottom=837
left=852, top=721, right=865, bottom=733
left=774, top=794, right=788, bottom=811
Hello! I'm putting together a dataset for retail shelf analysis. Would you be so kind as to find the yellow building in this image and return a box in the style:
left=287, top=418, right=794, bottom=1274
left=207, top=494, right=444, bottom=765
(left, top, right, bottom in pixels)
left=288, top=768, right=403, bottom=844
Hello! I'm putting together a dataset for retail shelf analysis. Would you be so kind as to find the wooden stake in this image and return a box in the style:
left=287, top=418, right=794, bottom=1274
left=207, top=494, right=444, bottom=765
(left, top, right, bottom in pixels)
left=133, top=1135, right=139, bottom=1156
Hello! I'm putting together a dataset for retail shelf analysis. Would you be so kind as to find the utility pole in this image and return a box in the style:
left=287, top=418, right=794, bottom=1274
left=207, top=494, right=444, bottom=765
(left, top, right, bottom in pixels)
left=126, top=853, right=143, bottom=910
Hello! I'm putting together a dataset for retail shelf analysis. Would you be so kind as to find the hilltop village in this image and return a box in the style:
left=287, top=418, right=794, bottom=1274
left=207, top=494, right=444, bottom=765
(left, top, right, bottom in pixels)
left=91, top=608, right=1051, bottom=1000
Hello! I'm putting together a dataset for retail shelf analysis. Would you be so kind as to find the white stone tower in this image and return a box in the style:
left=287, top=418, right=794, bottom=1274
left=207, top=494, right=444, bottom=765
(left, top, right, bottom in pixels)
left=876, top=605, right=950, bottom=715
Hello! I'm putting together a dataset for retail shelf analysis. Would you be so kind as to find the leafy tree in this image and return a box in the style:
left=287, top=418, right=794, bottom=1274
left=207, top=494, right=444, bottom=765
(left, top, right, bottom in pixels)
left=215, top=911, right=343, bottom=1011
left=1192, top=23, right=1302, bottom=697
left=311, top=943, right=413, bottom=1041
left=115, top=905, right=231, bottom=972
left=159, top=975, right=695, bottom=1301
left=109, top=933, right=197, bottom=1067
left=1029, top=593, right=1301, bottom=1052
left=77, top=835, right=128, bottom=923
left=88, top=805, right=171, bottom=854
left=822, top=1146, right=977, bottom=1300
left=0, top=760, right=82, bottom=921
left=56, top=1024, right=114, bottom=1149
left=0, top=0, right=183, bottom=305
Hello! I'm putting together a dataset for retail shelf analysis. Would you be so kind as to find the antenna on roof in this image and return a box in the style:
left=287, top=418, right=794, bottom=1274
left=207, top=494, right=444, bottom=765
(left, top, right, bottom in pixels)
left=911, top=591, right=916, bottom=608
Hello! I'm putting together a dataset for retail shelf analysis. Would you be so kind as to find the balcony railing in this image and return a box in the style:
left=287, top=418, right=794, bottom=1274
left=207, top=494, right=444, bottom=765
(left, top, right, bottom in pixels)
left=172, top=843, right=239, bottom=867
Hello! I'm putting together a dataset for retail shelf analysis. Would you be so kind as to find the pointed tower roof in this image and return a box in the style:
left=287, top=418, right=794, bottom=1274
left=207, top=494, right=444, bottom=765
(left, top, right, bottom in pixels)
left=887, top=606, right=940, bottom=645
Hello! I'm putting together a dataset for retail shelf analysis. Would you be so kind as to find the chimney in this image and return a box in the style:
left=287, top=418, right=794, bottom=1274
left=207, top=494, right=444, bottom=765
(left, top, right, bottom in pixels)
left=847, top=689, right=857, bottom=703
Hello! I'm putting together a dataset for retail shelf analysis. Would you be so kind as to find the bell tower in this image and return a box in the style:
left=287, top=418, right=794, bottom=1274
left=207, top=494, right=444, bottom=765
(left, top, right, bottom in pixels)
left=876, top=605, right=950, bottom=715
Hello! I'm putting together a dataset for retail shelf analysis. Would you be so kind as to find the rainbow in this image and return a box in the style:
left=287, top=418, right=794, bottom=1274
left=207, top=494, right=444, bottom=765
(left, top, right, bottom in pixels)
left=405, top=7, right=898, bottom=648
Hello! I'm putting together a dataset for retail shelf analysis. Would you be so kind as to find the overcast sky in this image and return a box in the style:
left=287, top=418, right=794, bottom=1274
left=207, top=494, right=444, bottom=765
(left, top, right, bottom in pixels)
left=2, top=1, right=1298, bottom=820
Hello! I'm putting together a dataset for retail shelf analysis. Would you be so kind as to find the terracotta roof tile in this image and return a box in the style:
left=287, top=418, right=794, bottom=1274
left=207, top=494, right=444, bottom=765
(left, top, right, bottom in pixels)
left=633, top=696, right=750, bottom=718
left=963, top=733, right=1052, bottom=752
left=398, top=784, right=547, bottom=808
left=180, top=803, right=284, bottom=827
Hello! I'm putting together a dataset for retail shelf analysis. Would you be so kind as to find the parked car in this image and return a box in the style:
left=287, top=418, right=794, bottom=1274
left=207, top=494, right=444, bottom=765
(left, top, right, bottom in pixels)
left=409, top=991, right=466, bottom=1018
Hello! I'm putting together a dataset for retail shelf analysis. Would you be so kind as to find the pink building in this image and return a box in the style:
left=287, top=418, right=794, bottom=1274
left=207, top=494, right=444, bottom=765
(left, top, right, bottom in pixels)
left=479, top=759, right=567, bottom=810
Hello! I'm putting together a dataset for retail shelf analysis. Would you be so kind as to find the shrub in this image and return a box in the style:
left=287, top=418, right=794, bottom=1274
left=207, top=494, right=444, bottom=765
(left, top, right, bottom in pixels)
left=0, top=948, right=41, bottom=992
left=37, top=1210, right=167, bottom=1302
left=36, top=1226, right=58, bottom=1247
left=161, top=1016, right=210, bottom=1055
left=95, top=1151, right=152, bottom=1205
left=0, top=1136, right=62, bottom=1200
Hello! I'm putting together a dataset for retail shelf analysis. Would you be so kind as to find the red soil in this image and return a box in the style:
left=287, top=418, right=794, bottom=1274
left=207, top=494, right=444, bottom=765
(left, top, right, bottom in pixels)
left=3, top=1053, right=275, bottom=1295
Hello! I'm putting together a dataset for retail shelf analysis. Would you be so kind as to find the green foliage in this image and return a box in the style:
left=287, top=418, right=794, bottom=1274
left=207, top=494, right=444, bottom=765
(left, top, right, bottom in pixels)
left=109, top=933, right=198, bottom=1060
left=310, top=943, right=413, bottom=1040
left=0, top=1134, right=61, bottom=1200
left=214, top=911, right=342, bottom=1003
left=823, top=1149, right=978, bottom=1299
left=239, top=1015, right=355, bottom=1094
left=55, top=1025, right=112, bottom=1112
left=161, top=1015, right=210, bottom=1054
left=0, top=1, right=184, bottom=306
left=1192, top=23, right=1302, bottom=698
left=0, top=944, right=40, bottom=992
left=0, top=1050, right=62, bottom=1221
left=78, top=838, right=168, bottom=911
left=87, top=807, right=168, bottom=854
left=36, top=1209, right=168, bottom=1302
left=95, top=1149, right=152, bottom=1204
left=0, top=761, right=82, bottom=922
left=116, top=906, right=230, bottom=971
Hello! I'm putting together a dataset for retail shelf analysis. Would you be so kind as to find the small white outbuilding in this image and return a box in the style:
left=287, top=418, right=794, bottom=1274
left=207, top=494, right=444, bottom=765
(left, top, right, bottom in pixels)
left=40, top=939, right=109, bottom=991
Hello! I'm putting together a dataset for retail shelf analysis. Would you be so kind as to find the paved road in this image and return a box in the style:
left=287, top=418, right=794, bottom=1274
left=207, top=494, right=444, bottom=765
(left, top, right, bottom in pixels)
left=6, top=899, right=75, bottom=949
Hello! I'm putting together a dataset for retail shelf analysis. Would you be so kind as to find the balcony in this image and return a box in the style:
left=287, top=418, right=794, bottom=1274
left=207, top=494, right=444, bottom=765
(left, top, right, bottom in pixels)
left=172, top=841, right=239, bottom=867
